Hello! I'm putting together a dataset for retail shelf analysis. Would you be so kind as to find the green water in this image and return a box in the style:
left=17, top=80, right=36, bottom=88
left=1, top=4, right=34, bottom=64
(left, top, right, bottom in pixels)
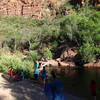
left=57, top=68, right=100, bottom=100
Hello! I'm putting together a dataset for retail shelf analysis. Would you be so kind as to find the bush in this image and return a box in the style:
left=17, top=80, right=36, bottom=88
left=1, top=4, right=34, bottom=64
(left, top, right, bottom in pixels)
left=43, top=48, right=53, bottom=59
left=94, top=47, right=100, bottom=58
left=93, top=34, right=100, bottom=45
left=30, top=43, right=39, bottom=50
left=14, top=50, right=24, bottom=58
left=26, top=50, right=41, bottom=61
left=0, top=53, right=33, bottom=77
left=78, top=43, right=95, bottom=63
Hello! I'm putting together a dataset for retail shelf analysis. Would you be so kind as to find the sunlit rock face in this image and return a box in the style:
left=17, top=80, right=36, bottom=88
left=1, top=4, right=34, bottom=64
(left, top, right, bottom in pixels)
left=0, top=0, right=49, bottom=18
left=0, top=0, right=66, bottom=19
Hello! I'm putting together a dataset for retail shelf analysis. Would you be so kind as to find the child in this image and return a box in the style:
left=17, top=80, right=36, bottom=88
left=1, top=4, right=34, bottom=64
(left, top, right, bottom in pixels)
left=18, top=71, right=24, bottom=80
left=90, top=80, right=97, bottom=100
left=41, top=67, right=47, bottom=85
left=8, top=67, right=15, bottom=79
left=13, top=72, right=20, bottom=81
left=35, top=61, right=40, bottom=68
left=20, top=71, right=24, bottom=80
left=34, top=67, right=40, bottom=80
left=51, top=70, right=56, bottom=80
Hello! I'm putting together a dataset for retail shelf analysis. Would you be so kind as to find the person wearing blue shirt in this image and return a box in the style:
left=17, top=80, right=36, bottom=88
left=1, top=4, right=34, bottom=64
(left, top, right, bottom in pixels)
left=34, top=67, right=40, bottom=80
left=51, top=71, right=68, bottom=100
left=35, top=61, right=40, bottom=68
left=44, top=79, right=54, bottom=100
left=52, top=80, right=65, bottom=100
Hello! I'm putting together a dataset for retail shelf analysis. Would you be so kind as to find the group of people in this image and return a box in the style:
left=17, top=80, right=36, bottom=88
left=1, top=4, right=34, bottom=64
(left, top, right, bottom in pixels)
left=34, top=61, right=98, bottom=100
left=34, top=61, right=47, bottom=85
left=34, top=60, right=67, bottom=100
left=8, top=67, right=24, bottom=81
left=8, top=60, right=98, bottom=100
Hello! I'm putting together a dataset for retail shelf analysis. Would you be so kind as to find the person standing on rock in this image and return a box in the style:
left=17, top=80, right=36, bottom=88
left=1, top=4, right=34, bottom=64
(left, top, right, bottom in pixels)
left=56, top=60, right=61, bottom=67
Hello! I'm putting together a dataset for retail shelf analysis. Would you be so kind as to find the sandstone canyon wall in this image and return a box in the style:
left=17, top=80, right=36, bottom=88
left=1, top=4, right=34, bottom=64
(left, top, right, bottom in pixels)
left=0, top=0, right=63, bottom=19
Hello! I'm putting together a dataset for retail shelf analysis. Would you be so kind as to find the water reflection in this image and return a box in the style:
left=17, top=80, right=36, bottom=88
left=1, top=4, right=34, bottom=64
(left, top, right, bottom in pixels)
left=55, top=67, right=100, bottom=99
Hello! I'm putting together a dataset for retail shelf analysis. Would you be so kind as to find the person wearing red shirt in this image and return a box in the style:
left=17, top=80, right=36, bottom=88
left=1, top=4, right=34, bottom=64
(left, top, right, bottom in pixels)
left=90, top=80, right=97, bottom=100
left=13, top=73, right=20, bottom=81
left=8, top=67, right=15, bottom=79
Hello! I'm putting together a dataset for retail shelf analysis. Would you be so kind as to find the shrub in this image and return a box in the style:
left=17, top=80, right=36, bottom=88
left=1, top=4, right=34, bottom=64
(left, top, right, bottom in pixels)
left=43, top=48, right=53, bottom=59
left=30, top=43, right=39, bottom=50
left=78, top=43, right=95, bottom=63
left=14, top=50, right=24, bottom=58
left=26, top=50, right=41, bottom=61
left=93, top=34, right=100, bottom=45
left=0, top=53, right=33, bottom=77
left=94, top=47, right=100, bottom=58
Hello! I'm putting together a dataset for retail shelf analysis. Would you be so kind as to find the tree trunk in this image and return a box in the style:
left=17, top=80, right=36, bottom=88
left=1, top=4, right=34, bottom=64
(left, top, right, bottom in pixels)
left=28, top=40, right=31, bottom=51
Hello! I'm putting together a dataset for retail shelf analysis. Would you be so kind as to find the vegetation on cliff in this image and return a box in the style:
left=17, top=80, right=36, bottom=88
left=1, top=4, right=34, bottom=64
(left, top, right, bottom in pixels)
left=0, top=1, right=100, bottom=74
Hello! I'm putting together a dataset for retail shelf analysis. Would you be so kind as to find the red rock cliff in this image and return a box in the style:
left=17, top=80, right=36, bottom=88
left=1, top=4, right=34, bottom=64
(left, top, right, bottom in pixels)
left=0, top=0, right=64, bottom=19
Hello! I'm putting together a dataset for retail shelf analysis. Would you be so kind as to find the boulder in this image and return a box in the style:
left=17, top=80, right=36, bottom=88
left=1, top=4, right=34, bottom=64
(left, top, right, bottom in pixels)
left=84, top=60, right=100, bottom=67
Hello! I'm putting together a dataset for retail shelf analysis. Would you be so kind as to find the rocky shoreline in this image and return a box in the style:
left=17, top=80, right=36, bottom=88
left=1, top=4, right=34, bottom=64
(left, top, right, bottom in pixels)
left=40, top=48, right=100, bottom=68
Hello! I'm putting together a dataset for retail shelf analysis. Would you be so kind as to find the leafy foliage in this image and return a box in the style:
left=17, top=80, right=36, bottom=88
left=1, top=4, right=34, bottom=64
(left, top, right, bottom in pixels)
left=43, top=48, right=53, bottom=59
left=78, top=43, right=95, bottom=63
left=0, top=51, right=33, bottom=77
left=26, top=50, right=41, bottom=61
left=0, top=3, right=99, bottom=67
